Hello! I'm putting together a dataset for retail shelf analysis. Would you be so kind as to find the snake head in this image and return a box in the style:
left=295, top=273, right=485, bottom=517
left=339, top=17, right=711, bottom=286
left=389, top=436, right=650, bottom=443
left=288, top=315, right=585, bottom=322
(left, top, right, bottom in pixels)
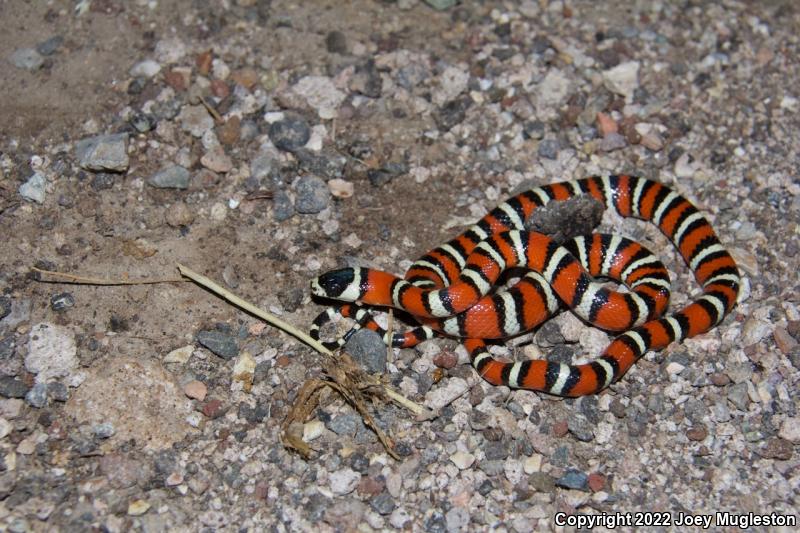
left=310, top=268, right=357, bottom=299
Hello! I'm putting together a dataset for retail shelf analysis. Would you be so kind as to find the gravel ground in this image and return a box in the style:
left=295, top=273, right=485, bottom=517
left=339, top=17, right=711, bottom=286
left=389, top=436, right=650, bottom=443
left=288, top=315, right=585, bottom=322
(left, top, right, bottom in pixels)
left=1, top=0, right=799, bottom=531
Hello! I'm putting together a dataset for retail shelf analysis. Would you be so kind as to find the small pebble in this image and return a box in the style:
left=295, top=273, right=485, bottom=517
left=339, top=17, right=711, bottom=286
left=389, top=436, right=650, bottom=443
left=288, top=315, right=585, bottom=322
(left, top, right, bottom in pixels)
left=75, top=133, right=129, bottom=172
left=537, top=139, right=560, bottom=159
left=36, top=36, right=63, bottom=56
left=196, top=330, right=239, bottom=359
left=686, top=425, right=708, bottom=441
left=25, top=383, right=48, bottom=408
left=596, top=112, right=618, bottom=135
left=268, top=116, right=311, bottom=152
left=164, top=345, right=194, bottom=364
left=370, top=492, right=396, bottom=515
left=184, top=380, right=207, bottom=401
left=272, top=190, right=295, bottom=221
left=602, top=61, right=640, bottom=99
left=178, top=105, right=215, bottom=137
left=10, top=48, right=44, bottom=70
left=329, top=468, right=361, bottom=495
left=425, top=0, right=458, bottom=10
left=47, top=382, right=69, bottom=402
left=164, top=202, right=195, bottom=227
left=328, top=178, right=354, bottom=198
left=597, top=132, right=627, bottom=152
left=232, top=351, right=256, bottom=392
left=127, top=500, right=150, bottom=516
left=19, top=173, right=47, bottom=203
left=200, top=146, right=233, bottom=173
left=555, top=469, right=589, bottom=491
left=450, top=451, right=475, bottom=470
left=93, top=422, right=115, bottom=439
left=149, top=166, right=190, bottom=189
left=552, top=420, right=569, bottom=437
left=344, top=329, right=387, bottom=374
left=0, top=377, right=29, bottom=399
left=202, top=399, right=224, bottom=419
left=326, top=31, right=348, bottom=54
left=50, top=292, right=75, bottom=311
left=587, top=472, right=606, bottom=492
left=294, top=175, right=331, bottom=214
left=0, top=417, right=11, bottom=439
left=758, top=438, right=793, bottom=460
left=435, top=96, right=471, bottom=131
left=432, top=351, right=458, bottom=369
left=129, top=112, right=155, bottom=133
left=446, top=507, right=470, bottom=532
left=327, top=414, right=361, bottom=436
left=0, top=296, right=11, bottom=320
left=778, top=417, right=800, bottom=443
left=130, top=59, right=161, bottom=78
left=303, top=419, right=325, bottom=441
left=523, top=120, right=546, bottom=140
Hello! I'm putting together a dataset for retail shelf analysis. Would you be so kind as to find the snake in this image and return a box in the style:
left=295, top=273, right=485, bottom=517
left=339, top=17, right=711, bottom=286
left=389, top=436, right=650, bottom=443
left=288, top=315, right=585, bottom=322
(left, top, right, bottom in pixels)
left=309, top=175, right=740, bottom=397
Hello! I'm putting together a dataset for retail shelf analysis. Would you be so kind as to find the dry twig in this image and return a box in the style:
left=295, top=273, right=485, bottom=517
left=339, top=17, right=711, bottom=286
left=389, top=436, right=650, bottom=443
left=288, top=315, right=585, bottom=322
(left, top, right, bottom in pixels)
left=30, top=263, right=434, bottom=459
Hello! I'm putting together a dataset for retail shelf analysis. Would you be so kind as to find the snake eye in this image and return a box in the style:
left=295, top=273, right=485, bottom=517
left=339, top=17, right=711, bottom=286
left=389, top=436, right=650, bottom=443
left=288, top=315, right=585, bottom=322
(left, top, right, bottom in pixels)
left=313, top=268, right=356, bottom=298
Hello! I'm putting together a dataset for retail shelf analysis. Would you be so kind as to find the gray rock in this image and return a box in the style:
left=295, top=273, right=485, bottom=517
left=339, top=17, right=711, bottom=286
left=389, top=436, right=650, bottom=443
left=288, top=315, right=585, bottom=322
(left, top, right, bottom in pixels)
left=425, top=0, right=458, bottom=11
left=268, top=116, right=310, bottom=152
left=344, top=328, right=387, bottom=374
left=349, top=60, right=382, bottom=98
left=0, top=335, right=11, bottom=364
left=484, top=440, right=510, bottom=461
left=90, top=172, right=115, bottom=191
left=75, top=133, right=129, bottom=172
left=25, top=383, right=48, bottom=408
left=327, top=413, right=362, bottom=436
left=196, top=330, right=239, bottom=360
left=272, top=190, right=295, bottom=221
left=47, top=381, right=69, bottom=402
left=294, top=175, right=330, bottom=214
left=349, top=451, right=370, bottom=473
left=93, top=422, right=115, bottom=439
left=568, top=415, right=595, bottom=442
left=295, top=149, right=347, bottom=179
left=423, top=511, right=447, bottom=533
left=10, top=48, right=44, bottom=70
left=50, top=292, right=75, bottom=312
left=0, top=297, right=10, bottom=321
left=435, top=96, right=471, bottom=131
left=129, top=112, right=155, bottom=133
left=130, top=59, right=161, bottom=78
left=523, top=120, right=546, bottom=140
left=277, top=287, right=304, bottom=313
left=555, top=469, right=589, bottom=491
left=538, top=139, right=560, bottom=159
left=526, top=194, right=604, bottom=244
left=597, top=132, right=627, bottom=152
left=370, top=492, right=395, bottom=515
left=0, top=377, right=28, bottom=399
left=477, top=459, right=504, bottom=476
left=178, top=105, right=215, bottom=137
left=326, top=31, right=348, bottom=54
left=36, top=36, right=63, bottom=56
left=24, top=323, right=78, bottom=384
left=728, top=382, right=750, bottom=410
left=149, top=166, right=190, bottom=189
left=0, top=299, right=31, bottom=331
left=19, top=173, right=47, bottom=203
left=250, top=152, right=275, bottom=180
left=367, top=161, right=409, bottom=187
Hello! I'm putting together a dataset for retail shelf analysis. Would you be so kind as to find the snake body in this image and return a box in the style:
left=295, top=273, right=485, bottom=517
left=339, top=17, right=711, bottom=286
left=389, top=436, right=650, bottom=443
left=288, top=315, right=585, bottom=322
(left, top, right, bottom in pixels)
left=310, top=175, right=740, bottom=397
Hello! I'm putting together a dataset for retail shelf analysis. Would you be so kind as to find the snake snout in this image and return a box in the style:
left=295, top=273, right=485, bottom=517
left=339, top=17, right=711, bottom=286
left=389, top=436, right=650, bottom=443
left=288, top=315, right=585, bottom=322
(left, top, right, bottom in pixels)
left=311, top=268, right=356, bottom=298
